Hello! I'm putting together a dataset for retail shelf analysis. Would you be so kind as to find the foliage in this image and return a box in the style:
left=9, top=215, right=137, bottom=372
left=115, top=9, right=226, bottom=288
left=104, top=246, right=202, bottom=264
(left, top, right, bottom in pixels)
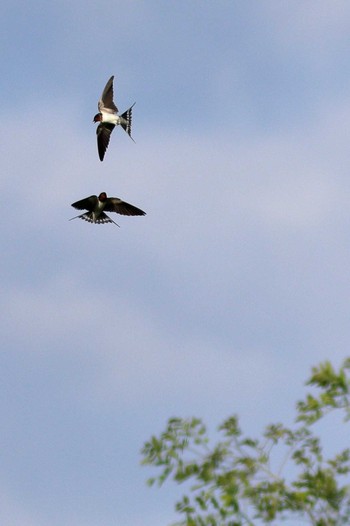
left=141, top=359, right=350, bottom=525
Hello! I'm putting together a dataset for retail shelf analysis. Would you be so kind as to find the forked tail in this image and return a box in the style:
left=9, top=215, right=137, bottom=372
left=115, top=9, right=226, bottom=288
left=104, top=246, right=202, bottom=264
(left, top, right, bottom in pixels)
left=69, top=212, right=120, bottom=226
left=120, top=103, right=136, bottom=142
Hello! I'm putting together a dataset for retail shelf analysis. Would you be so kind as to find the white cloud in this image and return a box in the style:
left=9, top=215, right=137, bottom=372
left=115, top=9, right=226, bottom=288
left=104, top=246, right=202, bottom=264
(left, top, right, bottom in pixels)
left=1, top=269, right=279, bottom=412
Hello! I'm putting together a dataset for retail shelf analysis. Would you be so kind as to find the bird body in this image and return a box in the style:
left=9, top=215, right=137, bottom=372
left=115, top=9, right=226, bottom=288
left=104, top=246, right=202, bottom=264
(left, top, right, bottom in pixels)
left=70, top=192, right=146, bottom=226
left=93, top=76, right=135, bottom=161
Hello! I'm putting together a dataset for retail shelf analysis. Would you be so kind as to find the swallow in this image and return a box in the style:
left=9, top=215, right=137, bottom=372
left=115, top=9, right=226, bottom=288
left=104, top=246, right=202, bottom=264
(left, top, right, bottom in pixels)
left=70, top=192, right=146, bottom=227
left=93, top=75, right=135, bottom=161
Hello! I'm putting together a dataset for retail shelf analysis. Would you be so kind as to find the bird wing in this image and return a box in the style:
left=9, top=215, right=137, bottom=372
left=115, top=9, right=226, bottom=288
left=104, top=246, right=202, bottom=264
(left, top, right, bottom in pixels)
left=96, top=123, right=115, bottom=161
left=104, top=198, right=146, bottom=216
left=71, top=195, right=98, bottom=211
left=98, top=75, right=118, bottom=114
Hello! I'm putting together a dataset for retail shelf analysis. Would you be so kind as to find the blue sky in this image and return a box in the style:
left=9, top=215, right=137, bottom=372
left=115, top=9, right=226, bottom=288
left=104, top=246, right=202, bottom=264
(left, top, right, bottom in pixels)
left=2, top=1, right=350, bottom=524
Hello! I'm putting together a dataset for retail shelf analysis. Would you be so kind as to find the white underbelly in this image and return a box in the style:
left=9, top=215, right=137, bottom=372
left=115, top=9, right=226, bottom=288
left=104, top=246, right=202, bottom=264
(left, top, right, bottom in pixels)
left=102, top=112, right=120, bottom=125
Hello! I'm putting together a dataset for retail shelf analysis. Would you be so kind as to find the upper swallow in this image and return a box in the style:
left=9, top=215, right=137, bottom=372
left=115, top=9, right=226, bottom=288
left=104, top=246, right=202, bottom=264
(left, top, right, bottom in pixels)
left=93, top=76, right=135, bottom=161
left=70, top=192, right=146, bottom=227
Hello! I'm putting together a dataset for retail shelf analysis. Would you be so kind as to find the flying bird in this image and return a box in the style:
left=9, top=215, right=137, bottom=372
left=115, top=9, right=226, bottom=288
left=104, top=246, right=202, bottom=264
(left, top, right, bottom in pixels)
left=70, top=192, right=146, bottom=226
left=93, top=75, right=135, bottom=161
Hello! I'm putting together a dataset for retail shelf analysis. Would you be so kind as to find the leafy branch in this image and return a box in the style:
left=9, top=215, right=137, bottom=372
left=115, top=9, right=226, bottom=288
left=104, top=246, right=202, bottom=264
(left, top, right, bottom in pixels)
left=141, top=359, right=350, bottom=525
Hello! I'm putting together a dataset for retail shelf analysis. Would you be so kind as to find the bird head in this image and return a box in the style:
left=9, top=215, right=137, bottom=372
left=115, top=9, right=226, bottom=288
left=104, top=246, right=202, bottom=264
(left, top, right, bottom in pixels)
left=93, top=113, right=102, bottom=123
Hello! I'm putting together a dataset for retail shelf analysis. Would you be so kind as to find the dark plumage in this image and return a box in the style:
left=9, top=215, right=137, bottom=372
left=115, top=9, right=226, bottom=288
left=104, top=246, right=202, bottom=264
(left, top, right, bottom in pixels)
left=93, top=76, right=135, bottom=161
left=70, top=192, right=146, bottom=226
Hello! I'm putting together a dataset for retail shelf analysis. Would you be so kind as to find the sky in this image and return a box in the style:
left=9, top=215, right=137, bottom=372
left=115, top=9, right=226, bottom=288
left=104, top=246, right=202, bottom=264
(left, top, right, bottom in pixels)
left=2, top=1, right=350, bottom=524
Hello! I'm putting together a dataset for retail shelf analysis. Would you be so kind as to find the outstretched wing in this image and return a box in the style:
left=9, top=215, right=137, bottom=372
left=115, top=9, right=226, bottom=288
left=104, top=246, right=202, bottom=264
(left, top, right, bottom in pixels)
left=104, top=198, right=146, bottom=216
left=98, top=75, right=118, bottom=113
left=71, top=195, right=98, bottom=211
left=96, top=123, right=115, bottom=161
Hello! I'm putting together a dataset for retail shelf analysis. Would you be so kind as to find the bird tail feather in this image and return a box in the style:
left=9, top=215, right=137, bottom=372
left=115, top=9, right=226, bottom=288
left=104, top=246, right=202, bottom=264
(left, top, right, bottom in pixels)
left=69, top=212, right=119, bottom=226
left=120, top=103, right=136, bottom=142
